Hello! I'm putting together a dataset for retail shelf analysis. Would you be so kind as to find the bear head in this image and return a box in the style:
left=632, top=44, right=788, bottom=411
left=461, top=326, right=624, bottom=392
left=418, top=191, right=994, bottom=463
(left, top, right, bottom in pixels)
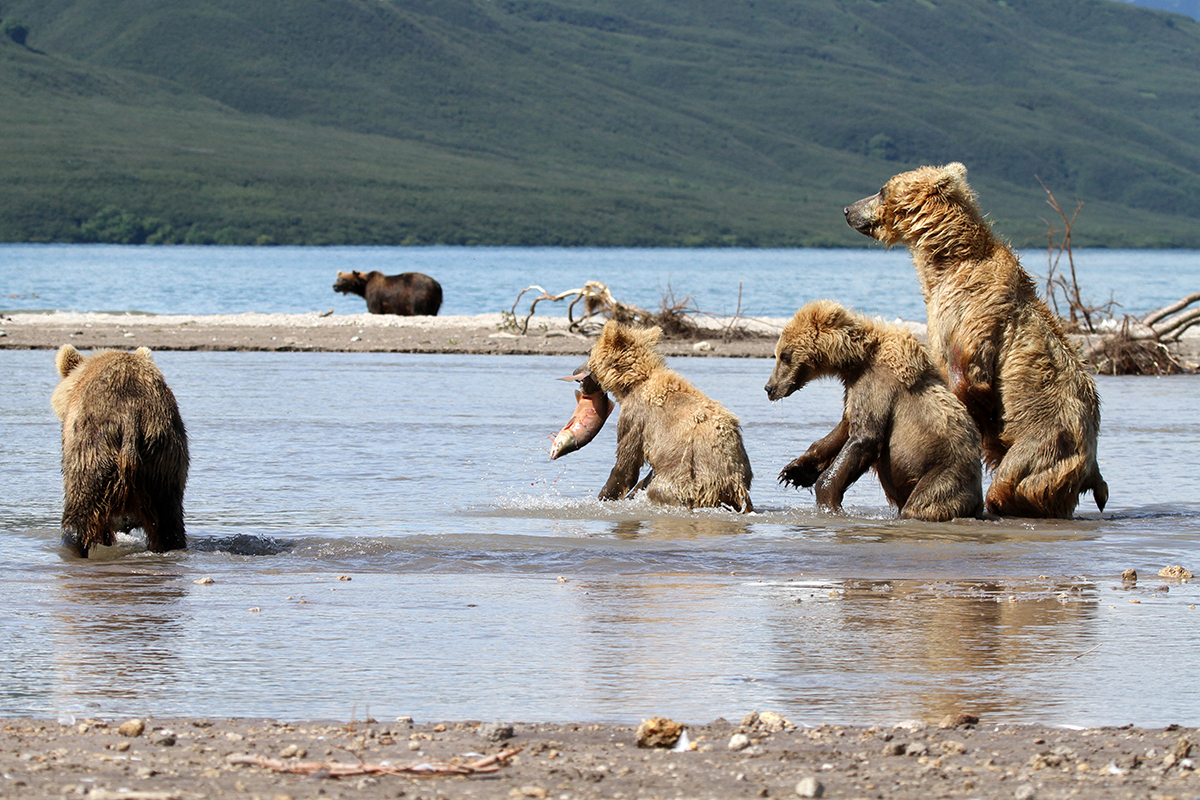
left=765, top=300, right=868, bottom=401
left=586, top=321, right=666, bottom=397
left=332, top=270, right=368, bottom=295
left=843, top=162, right=989, bottom=253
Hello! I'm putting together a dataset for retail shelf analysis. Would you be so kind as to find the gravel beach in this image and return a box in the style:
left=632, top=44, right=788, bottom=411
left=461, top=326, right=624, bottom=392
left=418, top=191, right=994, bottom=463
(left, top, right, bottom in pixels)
left=4, top=714, right=1197, bottom=800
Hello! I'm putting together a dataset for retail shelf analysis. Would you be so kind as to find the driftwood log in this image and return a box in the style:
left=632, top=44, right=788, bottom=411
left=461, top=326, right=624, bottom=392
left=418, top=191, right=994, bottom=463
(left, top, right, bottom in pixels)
left=1084, top=293, right=1200, bottom=375
left=227, top=747, right=520, bottom=779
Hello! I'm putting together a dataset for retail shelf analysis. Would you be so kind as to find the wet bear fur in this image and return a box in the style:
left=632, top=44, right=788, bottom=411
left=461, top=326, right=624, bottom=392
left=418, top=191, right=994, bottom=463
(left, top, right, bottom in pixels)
left=332, top=270, right=443, bottom=316
left=844, top=162, right=1107, bottom=518
left=765, top=300, right=984, bottom=522
left=51, top=345, right=189, bottom=557
left=586, top=321, right=753, bottom=512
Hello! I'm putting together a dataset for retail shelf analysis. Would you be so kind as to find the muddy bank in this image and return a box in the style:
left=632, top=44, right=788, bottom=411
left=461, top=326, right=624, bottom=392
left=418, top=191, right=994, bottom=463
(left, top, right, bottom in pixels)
left=2, top=715, right=1196, bottom=799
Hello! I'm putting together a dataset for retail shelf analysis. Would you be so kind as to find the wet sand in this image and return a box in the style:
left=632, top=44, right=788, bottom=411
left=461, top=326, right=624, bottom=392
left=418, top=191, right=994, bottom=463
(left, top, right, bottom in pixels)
left=3, top=715, right=1197, bottom=799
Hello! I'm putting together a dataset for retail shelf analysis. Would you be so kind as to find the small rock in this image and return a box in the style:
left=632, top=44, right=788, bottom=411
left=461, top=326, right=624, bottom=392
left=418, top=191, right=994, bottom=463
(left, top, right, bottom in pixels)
left=479, top=722, right=515, bottom=743
left=1121, top=568, right=1138, bottom=584
left=118, top=719, right=145, bottom=738
left=882, top=741, right=907, bottom=756
left=152, top=731, right=176, bottom=747
left=193, top=577, right=215, bottom=585
left=337, top=575, right=352, bottom=581
left=1013, top=783, right=1037, bottom=800
left=729, top=733, right=751, bottom=751
left=636, top=717, right=684, bottom=748
left=692, top=341, right=713, bottom=352
left=1173, top=737, right=1192, bottom=759
left=940, top=740, right=967, bottom=755
left=905, top=741, right=929, bottom=757
left=1159, top=565, right=1193, bottom=579
left=795, top=776, right=825, bottom=798
left=517, top=787, right=548, bottom=799
left=938, top=713, right=980, bottom=729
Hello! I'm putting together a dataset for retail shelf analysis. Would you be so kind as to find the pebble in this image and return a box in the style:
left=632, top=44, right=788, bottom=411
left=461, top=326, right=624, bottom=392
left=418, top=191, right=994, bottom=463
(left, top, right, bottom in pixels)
left=729, top=733, right=751, bottom=751
left=193, top=577, right=215, bottom=585
left=1014, top=783, right=1037, bottom=800
left=118, top=719, right=145, bottom=738
left=636, top=717, right=684, bottom=748
left=480, top=722, right=515, bottom=742
left=795, top=776, right=825, bottom=797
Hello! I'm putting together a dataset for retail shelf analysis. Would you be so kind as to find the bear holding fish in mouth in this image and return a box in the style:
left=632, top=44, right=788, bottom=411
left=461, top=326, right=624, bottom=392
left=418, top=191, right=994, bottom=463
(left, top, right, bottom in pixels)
left=550, top=320, right=754, bottom=513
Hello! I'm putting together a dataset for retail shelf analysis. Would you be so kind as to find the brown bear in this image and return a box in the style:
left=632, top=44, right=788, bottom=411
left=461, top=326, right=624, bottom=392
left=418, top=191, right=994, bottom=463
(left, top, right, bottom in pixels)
left=765, top=300, right=984, bottom=522
left=844, top=162, right=1108, bottom=518
left=51, top=345, right=189, bottom=557
left=584, top=321, right=753, bottom=512
left=333, top=270, right=443, bottom=315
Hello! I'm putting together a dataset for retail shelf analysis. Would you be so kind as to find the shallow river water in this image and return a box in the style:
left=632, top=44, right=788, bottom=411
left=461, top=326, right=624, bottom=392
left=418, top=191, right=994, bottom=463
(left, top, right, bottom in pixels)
left=2, top=350, right=1198, bottom=728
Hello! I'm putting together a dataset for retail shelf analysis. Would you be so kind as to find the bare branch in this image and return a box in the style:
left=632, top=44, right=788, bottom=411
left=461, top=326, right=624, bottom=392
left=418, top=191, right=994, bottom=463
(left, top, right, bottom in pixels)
left=1143, top=292, right=1200, bottom=328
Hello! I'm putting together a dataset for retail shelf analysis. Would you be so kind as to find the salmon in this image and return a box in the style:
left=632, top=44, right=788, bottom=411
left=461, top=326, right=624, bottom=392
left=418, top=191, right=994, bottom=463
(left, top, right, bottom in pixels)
left=550, top=366, right=612, bottom=460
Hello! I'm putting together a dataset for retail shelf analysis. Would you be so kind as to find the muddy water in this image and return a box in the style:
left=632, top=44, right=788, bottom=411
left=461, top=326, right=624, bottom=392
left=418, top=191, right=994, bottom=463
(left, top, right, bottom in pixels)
left=1, top=350, right=1197, bottom=727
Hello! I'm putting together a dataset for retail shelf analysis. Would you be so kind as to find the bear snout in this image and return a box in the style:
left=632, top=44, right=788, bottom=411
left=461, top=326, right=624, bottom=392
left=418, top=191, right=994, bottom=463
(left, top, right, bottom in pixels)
left=844, top=193, right=881, bottom=235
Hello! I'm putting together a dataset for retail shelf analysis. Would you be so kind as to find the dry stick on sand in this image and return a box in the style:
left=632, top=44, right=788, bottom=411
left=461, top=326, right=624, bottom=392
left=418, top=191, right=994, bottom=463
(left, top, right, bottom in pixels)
left=227, top=748, right=521, bottom=778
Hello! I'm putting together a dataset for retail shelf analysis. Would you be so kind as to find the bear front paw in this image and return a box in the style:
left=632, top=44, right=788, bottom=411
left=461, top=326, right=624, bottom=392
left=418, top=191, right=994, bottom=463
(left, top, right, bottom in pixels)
left=779, top=457, right=822, bottom=488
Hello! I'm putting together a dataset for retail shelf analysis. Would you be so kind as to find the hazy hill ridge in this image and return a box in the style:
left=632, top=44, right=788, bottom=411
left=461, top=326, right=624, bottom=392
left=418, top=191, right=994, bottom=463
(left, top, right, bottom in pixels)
left=2, top=0, right=1199, bottom=246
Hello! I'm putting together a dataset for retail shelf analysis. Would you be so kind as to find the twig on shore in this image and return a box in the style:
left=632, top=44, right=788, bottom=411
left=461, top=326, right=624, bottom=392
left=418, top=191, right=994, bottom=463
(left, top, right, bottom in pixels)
left=227, top=747, right=521, bottom=779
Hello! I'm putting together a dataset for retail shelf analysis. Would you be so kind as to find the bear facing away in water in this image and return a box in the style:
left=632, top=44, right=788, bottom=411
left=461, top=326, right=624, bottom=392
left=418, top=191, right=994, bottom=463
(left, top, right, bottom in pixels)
left=51, top=345, right=189, bottom=557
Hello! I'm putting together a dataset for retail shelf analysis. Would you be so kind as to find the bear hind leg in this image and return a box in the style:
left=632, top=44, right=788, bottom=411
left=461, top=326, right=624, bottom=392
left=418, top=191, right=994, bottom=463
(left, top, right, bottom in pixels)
left=986, top=440, right=1088, bottom=519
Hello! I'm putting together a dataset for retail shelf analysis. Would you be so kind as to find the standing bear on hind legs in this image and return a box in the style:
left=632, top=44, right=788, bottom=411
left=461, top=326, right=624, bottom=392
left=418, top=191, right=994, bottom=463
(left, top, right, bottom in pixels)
left=844, top=162, right=1108, bottom=518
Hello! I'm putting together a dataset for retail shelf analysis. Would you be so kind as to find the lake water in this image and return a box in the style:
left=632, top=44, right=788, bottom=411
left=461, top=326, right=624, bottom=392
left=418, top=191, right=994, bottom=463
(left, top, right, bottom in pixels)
left=1, top=246, right=1199, bottom=728
left=3, top=243, right=1199, bottom=321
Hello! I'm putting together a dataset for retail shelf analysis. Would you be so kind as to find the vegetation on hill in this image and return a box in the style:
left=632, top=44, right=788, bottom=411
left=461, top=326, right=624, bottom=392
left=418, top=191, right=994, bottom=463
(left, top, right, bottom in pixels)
left=1, top=0, right=1199, bottom=247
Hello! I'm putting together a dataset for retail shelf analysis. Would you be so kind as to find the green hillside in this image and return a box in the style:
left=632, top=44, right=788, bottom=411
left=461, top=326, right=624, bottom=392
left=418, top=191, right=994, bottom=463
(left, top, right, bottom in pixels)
left=2, top=0, right=1199, bottom=246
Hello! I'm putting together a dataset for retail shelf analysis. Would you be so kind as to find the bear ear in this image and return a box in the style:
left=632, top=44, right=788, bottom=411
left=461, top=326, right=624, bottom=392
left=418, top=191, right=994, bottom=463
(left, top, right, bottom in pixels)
left=55, top=344, right=83, bottom=377
left=940, top=162, right=968, bottom=190
left=642, top=326, right=663, bottom=346
left=134, top=347, right=154, bottom=361
left=810, top=299, right=846, bottom=330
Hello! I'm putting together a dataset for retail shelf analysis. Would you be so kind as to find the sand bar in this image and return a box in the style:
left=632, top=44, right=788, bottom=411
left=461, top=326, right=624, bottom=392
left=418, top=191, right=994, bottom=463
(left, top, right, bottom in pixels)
left=0, top=311, right=789, bottom=358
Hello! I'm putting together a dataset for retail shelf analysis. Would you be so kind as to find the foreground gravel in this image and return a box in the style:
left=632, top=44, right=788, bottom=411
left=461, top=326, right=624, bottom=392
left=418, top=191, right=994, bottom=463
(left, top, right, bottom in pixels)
left=2, top=714, right=1196, bottom=800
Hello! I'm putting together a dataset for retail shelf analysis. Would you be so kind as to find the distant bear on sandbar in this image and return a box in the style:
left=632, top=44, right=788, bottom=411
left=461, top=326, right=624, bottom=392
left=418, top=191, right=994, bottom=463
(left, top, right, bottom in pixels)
left=585, top=321, right=753, bottom=512
left=51, top=345, right=189, bottom=557
left=844, top=162, right=1107, bottom=518
left=765, top=300, right=984, bottom=522
left=333, top=270, right=443, bottom=316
